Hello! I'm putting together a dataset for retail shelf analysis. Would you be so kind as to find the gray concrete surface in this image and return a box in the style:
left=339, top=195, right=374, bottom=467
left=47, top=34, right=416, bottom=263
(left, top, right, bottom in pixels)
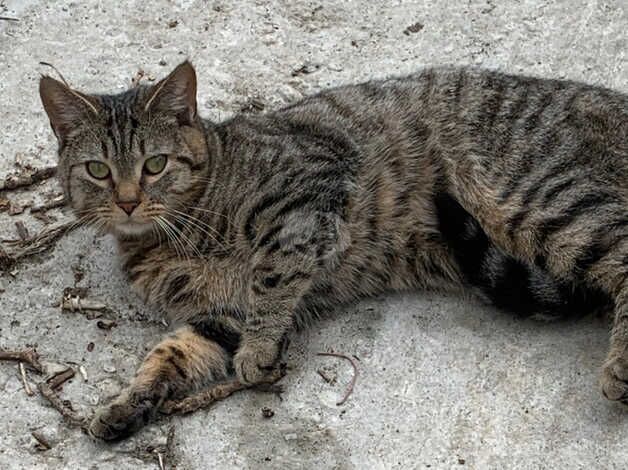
left=0, top=0, right=626, bottom=468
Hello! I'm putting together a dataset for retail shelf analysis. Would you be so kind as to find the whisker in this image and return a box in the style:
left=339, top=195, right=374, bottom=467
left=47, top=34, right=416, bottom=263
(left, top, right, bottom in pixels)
left=154, top=216, right=183, bottom=260
left=158, top=216, right=196, bottom=263
left=168, top=210, right=228, bottom=251
left=163, top=215, right=205, bottom=259
left=169, top=208, right=226, bottom=239
left=182, top=206, right=234, bottom=226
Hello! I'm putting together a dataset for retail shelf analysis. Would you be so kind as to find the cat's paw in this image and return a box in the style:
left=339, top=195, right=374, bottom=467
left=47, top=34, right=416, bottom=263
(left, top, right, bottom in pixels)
left=600, top=356, right=628, bottom=403
left=88, top=394, right=155, bottom=441
left=234, top=342, right=278, bottom=385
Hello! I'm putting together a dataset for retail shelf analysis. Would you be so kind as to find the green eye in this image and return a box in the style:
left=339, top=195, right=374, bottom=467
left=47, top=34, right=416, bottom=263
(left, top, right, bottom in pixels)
left=144, top=154, right=168, bottom=175
left=86, top=161, right=110, bottom=179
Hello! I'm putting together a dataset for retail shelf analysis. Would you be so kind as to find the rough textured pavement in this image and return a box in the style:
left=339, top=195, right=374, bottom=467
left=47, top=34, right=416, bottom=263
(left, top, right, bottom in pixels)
left=0, top=0, right=626, bottom=468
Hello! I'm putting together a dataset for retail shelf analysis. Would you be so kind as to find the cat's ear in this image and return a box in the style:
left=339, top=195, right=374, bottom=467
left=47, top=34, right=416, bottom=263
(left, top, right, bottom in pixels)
left=39, top=76, right=100, bottom=145
left=143, top=61, right=198, bottom=126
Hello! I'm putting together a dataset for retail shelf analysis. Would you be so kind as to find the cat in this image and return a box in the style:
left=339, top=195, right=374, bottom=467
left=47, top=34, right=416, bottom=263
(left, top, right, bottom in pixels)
left=39, top=61, right=627, bottom=440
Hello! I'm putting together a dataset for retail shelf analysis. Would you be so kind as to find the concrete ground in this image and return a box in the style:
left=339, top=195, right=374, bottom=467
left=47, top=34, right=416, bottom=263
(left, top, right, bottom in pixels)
left=0, top=0, right=626, bottom=468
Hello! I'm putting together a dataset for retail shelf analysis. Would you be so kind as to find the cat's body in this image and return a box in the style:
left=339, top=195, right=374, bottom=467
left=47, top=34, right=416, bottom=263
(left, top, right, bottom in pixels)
left=39, top=63, right=627, bottom=440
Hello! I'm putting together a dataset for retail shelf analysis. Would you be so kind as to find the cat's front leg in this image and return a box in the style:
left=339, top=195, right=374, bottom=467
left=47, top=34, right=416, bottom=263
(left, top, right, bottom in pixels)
left=600, top=280, right=628, bottom=403
left=233, top=216, right=327, bottom=384
left=233, top=286, right=302, bottom=385
left=89, top=325, right=231, bottom=440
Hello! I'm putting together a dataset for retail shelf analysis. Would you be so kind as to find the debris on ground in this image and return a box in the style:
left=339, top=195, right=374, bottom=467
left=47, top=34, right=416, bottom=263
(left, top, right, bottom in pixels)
left=31, top=431, right=52, bottom=451
left=291, top=62, right=320, bottom=77
left=403, top=22, right=424, bottom=35
left=0, top=221, right=82, bottom=271
left=317, top=352, right=358, bottom=405
left=261, top=406, right=275, bottom=418
left=160, top=364, right=287, bottom=415
left=0, top=166, right=57, bottom=192
left=316, top=368, right=336, bottom=385
left=14, top=221, right=29, bottom=241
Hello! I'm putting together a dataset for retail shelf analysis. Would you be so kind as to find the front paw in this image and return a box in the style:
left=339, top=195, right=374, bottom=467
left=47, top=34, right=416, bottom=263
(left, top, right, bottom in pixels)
left=88, top=392, right=155, bottom=441
left=600, top=356, right=628, bottom=403
left=234, top=342, right=279, bottom=385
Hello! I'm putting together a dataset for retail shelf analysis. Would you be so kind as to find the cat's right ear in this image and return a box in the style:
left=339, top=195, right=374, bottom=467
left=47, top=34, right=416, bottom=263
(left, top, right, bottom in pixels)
left=39, top=76, right=100, bottom=145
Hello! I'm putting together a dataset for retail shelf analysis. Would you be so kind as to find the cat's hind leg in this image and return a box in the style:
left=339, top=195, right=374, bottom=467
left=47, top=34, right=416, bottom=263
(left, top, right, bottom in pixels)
left=89, top=324, right=234, bottom=441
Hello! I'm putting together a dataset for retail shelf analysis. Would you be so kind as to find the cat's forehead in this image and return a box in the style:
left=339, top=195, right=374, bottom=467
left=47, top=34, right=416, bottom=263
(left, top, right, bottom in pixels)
left=97, top=87, right=146, bottom=122
left=81, top=87, right=155, bottom=167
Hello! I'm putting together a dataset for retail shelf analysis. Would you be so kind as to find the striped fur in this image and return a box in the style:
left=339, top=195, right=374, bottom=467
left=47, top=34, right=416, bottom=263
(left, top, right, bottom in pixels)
left=40, top=62, right=627, bottom=440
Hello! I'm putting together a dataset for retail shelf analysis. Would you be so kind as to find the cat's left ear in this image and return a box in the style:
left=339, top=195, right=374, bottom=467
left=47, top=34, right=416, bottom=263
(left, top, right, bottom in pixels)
left=144, top=60, right=198, bottom=126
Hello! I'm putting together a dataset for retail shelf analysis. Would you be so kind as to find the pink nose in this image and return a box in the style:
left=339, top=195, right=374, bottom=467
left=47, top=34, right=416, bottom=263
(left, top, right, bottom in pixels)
left=117, top=201, right=139, bottom=215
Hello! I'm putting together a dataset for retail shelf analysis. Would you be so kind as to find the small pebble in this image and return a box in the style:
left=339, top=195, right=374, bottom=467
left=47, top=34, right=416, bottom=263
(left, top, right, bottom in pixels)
left=87, top=342, right=94, bottom=352
left=261, top=407, right=274, bottom=418
left=103, top=364, right=116, bottom=373
left=79, top=365, right=88, bottom=382
left=283, top=433, right=297, bottom=441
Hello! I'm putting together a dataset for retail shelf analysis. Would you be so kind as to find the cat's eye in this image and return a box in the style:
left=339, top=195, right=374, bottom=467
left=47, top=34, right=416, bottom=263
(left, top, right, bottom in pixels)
left=86, top=161, right=111, bottom=180
left=143, top=154, right=168, bottom=175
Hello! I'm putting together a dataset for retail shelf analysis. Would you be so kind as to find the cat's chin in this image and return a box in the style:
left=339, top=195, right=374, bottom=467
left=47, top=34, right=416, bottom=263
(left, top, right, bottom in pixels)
left=111, top=221, right=153, bottom=239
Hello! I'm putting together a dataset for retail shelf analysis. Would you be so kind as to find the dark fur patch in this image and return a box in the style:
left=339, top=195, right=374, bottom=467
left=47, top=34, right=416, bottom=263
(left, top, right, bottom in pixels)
left=193, top=319, right=242, bottom=355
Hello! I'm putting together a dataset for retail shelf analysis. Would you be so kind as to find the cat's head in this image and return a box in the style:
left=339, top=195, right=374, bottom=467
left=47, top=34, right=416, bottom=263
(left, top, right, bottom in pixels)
left=39, top=61, right=210, bottom=239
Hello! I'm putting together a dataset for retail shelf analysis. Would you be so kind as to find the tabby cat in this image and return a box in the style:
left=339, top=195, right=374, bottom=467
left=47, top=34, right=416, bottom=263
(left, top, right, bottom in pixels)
left=38, top=61, right=627, bottom=440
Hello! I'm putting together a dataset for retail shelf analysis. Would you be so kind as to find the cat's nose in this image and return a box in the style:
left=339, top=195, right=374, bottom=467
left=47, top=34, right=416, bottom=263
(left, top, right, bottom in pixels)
left=117, top=201, right=139, bottom=216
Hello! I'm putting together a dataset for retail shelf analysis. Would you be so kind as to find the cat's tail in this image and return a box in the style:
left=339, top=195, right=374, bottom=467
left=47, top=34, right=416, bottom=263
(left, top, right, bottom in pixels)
left=434, top=193, right=611, bottom=320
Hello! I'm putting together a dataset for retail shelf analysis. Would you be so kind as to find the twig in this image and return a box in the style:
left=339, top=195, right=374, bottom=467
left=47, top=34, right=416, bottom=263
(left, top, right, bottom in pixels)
left=0, top=166, right=56, bottom=192
left=31, top=431, right=52, bottom=451
left=316, top=352, right=359, bottom=405
left=37, top=382, right=89, bottom=430
left=1, top=347, right=88, bottom=430
left=160, top=366, right=286, bottom=415
left=31, top=195, right=66, bottom=213
left=1, top=220, right=79, bottom=270
left=15, top=221, right=29, bottom=241
left=60, top=295, right=108, bottom=313
left=316, top=369, right=335, bottom=384
left=0, top=16, right=19, bottom=22
left=47, top=367, right=75, bottom=390
left=152, top=425, right=175, bottom=469
left=19, top=362, right=34, bottom=396
left=0, top=348, right=44, bottom=373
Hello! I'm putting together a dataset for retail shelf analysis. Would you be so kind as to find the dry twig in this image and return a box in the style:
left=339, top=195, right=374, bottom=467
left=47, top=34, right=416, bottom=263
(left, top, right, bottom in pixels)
left=31, top=431, right=52, bottom=451
left=154, top=425, right=176, bottom=470
left=160, top=366, right=286, bottom=415
left=15, top=221, right=29, bottom=241
left=31, top=195, right=66, bottom=213
left=1, top=221, right=79, bottom=270
left=317, top=352, right=359, bottom=405
left=37, top=382, right=89, bottom=430
left=0, top=166, right=56, bottom=192
left=19, top=362, right=34, bottom=396
left=0, top=16, right=19, bottom=22
left=316, top=369, right=336, bottom=384
left=1, top=348, right=88, bottom=431
left=60, top=295, right=108, bottom=313
left=0, top=348, right=44, bottom=373
left=47, top=367, right=75, bottom=390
